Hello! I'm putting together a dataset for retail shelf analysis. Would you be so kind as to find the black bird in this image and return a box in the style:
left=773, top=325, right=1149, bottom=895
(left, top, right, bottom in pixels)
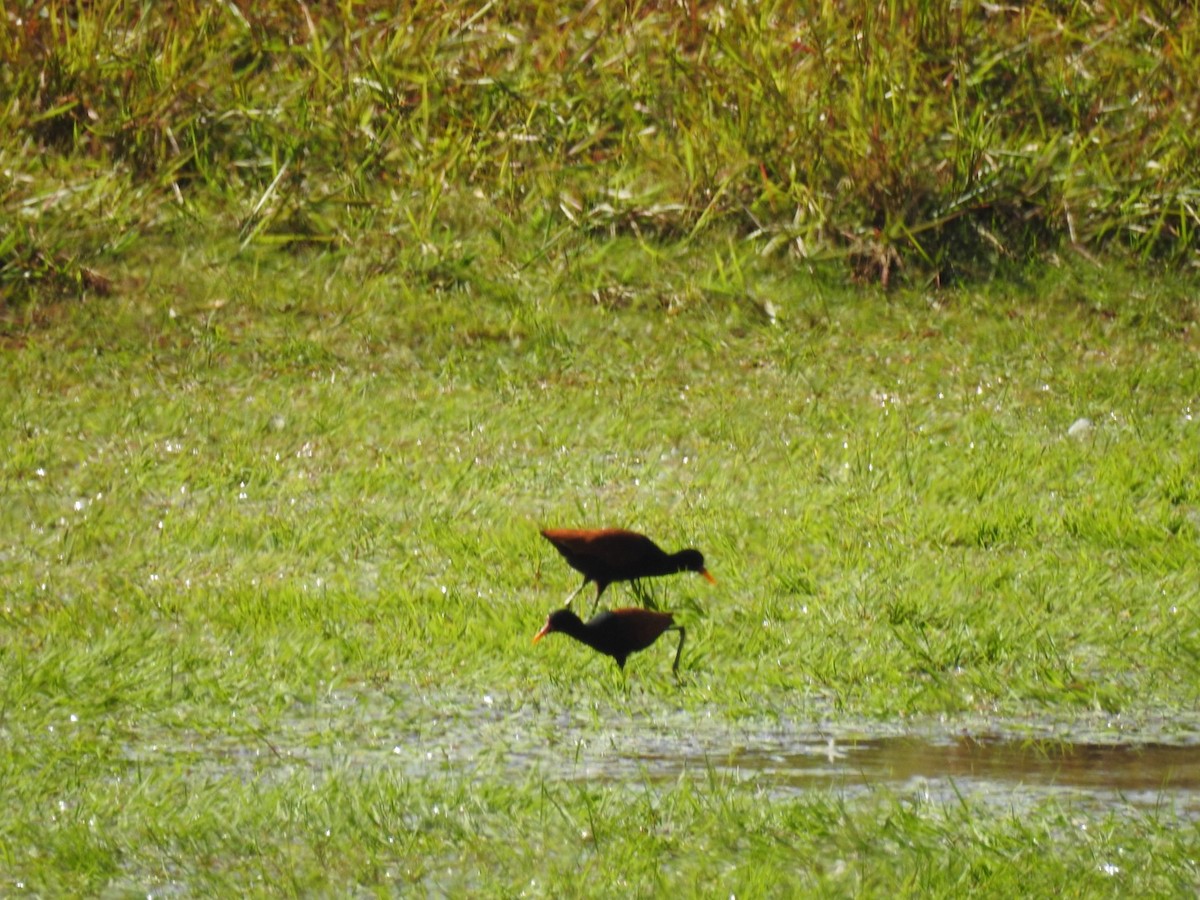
left=532, top=607, right=686, bottom=674
left=541, top=527, right=715, bottom=611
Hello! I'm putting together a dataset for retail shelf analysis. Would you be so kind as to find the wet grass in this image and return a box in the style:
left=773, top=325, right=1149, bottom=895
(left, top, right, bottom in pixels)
left=5, top=760, right=1199, bottom=896
left=2, top=239, right=1199, bottom=893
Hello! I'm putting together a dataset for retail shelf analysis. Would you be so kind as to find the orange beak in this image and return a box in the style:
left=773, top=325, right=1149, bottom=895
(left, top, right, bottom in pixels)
left=532, top=621, right=553, bottom=644
left=701, top=569, right=716, bottom=585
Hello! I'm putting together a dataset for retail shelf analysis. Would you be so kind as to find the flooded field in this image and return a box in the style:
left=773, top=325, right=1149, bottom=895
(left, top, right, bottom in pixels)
left=557, top=716, right=1200, bottom=813
left=128, top=689, right=1200, bottom=818
left=632, top=732, right=1200, bottom=808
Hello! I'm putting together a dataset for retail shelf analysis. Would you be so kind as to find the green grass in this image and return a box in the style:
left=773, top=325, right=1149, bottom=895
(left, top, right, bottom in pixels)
left=2, top=240, right=1199, bottom=893
left=2, top=0, right=1199, bottom=299
left=3, top=1, right=1200, bottom=894
left=4, top=762, right=1199, bottom=895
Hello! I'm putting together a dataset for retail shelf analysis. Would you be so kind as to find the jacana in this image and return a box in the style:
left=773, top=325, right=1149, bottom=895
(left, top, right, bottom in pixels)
left=532, top=607, right=686, bottom=674
left=540, top=527, right=715, bottom=611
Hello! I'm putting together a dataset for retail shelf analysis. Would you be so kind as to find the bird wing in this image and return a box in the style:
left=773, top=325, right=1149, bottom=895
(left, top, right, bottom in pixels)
left=542, top=528, right=663, bottom=570
left=594, top=607, right=675, bottom=651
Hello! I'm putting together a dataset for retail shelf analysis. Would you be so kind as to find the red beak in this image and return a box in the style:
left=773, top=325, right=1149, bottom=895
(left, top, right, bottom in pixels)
left=701, top=569, right=716, bottom=585
left=532, top=621, right=553, bottom=644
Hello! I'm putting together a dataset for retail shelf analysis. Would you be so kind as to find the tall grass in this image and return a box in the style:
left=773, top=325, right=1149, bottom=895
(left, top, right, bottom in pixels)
left=2, top=0, right=1198, bottom=303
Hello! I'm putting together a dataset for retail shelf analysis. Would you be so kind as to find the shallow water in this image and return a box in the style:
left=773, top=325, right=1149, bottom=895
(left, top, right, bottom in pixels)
left=125, top=692, right=1200, bottom=814
left=628, top=733, right=1200, bottom=805
left=442, top=704, right=1200, bottom=813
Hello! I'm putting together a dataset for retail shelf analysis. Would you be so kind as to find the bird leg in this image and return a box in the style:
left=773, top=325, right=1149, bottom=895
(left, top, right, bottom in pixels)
left=670, top=625, right=686, bottom=675
left=589, top=582, right=607, bottom=615
left=562, top=577, right=588, bottom=609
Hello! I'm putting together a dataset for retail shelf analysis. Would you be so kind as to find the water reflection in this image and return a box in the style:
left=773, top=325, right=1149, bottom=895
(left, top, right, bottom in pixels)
left=657, top=735, right=1200, bottom=794
left=610, top=733, right=1200, bottom=812
left=123, top=690, right=1200, bottom=814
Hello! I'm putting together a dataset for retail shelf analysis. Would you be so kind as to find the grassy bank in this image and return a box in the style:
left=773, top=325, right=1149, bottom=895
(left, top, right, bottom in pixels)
left=3, top=0, right=1199, bottom=302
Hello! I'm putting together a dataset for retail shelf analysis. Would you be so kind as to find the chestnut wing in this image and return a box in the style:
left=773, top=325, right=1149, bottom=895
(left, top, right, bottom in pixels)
left=593, top=608, right=675, bottom=652
left=542, top=528, right=665, bottom=581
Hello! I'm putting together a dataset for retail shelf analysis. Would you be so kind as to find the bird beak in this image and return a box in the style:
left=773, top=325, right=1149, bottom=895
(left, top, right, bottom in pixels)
left=532, top=621, right=553, bottom=644
left=701, top=569, right=716, bottom=585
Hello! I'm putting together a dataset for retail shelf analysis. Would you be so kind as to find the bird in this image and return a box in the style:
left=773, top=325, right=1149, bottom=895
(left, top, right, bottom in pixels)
left=540, top=527, right=715, bottom=611
left=532, top=607, right=686, bottom=674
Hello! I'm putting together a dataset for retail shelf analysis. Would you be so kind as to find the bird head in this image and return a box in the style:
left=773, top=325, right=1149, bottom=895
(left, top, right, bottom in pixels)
left=532, top=608, right=583, bottom=644
left=676, top=548, right=716, bottom=584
